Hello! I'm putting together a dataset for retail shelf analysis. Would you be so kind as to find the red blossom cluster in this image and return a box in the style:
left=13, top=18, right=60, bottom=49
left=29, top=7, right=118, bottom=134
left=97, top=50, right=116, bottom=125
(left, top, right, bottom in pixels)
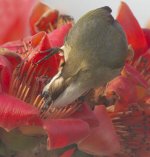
left=0, top=1, right=150, bottom=157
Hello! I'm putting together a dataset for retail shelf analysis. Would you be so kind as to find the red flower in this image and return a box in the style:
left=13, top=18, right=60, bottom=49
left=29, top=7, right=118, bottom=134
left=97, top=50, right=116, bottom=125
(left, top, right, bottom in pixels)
left=0, top=0, right=37, bottom=45
left=0, top=23, right=92, bottom=152
left=1, top=1, right=150, bottom=157
left=0, top=0, right=73, bottom=45
left=29, top=1, right=59, bottom=34
left=0, top=0, right=95, bottom=156
left=95, top=2, right=150, bottom=156
left=78, top=105, right=120, bottom=156
left=0, top=22, right=120, bottom=157
left=117, top=1, right=148, bottom=60
left=29, top=1, right=73, bottom=34
left=0, top=2, right=101, bottom=155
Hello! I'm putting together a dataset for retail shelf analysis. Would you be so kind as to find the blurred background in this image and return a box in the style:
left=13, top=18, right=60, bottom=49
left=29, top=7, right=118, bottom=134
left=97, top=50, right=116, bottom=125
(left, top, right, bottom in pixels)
left=42, top=0, right=150, bottom=27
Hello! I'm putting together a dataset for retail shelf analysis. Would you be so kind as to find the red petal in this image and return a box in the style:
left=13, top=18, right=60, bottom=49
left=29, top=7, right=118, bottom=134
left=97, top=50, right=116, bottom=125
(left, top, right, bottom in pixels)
left=106, top=76, right=137, bottom=103
left=0, top=55, right=12, bottom=92
left=70, top=103, right=99, bottom=128
left=134, top=49, right=150, bottom=82
left=143, top=29, right=150, bottom=48
left=0, top=93, right=40, bottom=131
left=30, top=2, right=58, bottom=34
left=1, top=40, right=23, bottom=52
left=78, top=105, right=120, bottom=156
left=48, top=23, right=72, bottom=47
left=43, top=118, right=90, bottom=149
left=25, top=32, right=59, bottom=77
left=35, top=9, right=58, bottom=33
left=105, top=75, right=145, bottom=112
left=29, top=31, right=48, bottom=49
left=122, top=64, right=148, bottom=88
left=117, top=2, right=148, bottom=59
left=27, top=31, right=51, bottom=52
left=0, top=0, right=37, bottom=44
left=48, top=23, right=72, bottom=65
left=39, top=33, right=52, bottom=51
left=0, top=49, right=22, bottom=70
left=29, top=2, right=50, bottom=34
left=28, top=52, right=58, bottom=78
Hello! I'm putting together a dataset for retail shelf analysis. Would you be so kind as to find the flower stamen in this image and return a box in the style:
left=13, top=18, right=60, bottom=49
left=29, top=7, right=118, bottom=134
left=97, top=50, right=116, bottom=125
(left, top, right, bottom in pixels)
left=9, top=60, right=81, bottom=119
left=110, top=103, right=150, bottom=156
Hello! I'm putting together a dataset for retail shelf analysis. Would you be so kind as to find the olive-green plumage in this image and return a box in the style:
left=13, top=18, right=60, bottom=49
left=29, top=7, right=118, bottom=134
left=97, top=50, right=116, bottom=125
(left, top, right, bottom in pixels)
left=42, top=6, right=128, bottom=108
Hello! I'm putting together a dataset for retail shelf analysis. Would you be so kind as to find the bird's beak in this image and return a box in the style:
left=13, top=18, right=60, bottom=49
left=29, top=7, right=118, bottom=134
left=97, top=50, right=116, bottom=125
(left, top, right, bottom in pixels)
left=36, top=47, right=64, bottom=64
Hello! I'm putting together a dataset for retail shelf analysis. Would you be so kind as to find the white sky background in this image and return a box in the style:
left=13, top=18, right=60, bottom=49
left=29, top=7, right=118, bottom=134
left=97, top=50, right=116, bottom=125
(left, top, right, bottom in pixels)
left=42, top=0, right=150, bottom=27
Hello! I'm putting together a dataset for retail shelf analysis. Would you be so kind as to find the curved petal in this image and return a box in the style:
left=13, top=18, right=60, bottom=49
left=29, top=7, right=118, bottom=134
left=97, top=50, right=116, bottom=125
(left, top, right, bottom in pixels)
left=78, top=105, right=120, bottom=156
left=48, top=23, right=72, bottom=65
left=0, top=48, right=22, bottom=70
left=43, top=118, right=90, bottom=149
left=48, top=23, right=72, bottom=47
left=70, top=103, right=99, bottom=128
left=0, top=93, right=40, bottom=131
left=28, top=54, right=58, bottom=79
left=122, top=64, right=148, bottom=88
left=29, top=53, right=58, bottom=78
left=29, top=2, right=50, bottom=34
left=30, top=2, right=58, bottom=34
left=117, top=2, right=148, bottom=59
left=0, top=55, right=12, bottom=92
left=1, top=40, right=24, bottom=52
left=29, top=31, right=50, bottom=50
left=134, top=49, right=150, bottom=83
left=106, top=76, right=137, bottom=103
left=26, top=24, right=72, bottom=77
left=0, top=0, right=37, bottom=45
left=143, top=29, right=150, bottom=48
left=22, top=32, right=59, bottom=78
left=35, top=9, right=58, bottom=33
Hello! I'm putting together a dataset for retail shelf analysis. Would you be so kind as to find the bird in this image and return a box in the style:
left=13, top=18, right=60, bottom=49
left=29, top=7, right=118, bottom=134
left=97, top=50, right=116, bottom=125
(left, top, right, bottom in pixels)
left=41, top=6, right=128, bottom=109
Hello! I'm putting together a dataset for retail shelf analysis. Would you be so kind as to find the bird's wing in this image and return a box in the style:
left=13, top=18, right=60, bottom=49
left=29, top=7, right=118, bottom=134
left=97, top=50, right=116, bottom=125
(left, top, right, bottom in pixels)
left=43, top=68, right=89, bottom=108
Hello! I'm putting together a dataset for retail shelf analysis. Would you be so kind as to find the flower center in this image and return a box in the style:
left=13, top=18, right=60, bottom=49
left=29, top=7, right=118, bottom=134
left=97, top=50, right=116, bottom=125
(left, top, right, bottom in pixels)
left=133, top=54, right=150, bottom=83
left=110, top=103, right=150, bottom=155
left=8, top=60, right=80, bottom=119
